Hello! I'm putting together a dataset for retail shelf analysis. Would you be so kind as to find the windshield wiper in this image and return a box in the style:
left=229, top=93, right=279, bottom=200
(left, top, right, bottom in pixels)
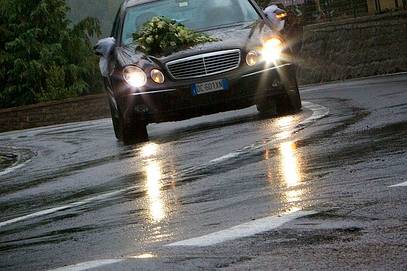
left=198, top=22, right=246, bottom=32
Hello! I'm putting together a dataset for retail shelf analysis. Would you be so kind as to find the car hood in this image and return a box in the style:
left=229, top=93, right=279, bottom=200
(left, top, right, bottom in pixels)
left=115, top=20, right=274, bottom=67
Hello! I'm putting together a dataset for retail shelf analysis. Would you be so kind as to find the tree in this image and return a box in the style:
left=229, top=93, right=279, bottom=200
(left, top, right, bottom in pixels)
left=0, top=0, right=101, bottom=108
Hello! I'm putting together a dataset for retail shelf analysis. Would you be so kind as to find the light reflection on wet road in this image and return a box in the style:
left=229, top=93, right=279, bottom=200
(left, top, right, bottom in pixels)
left=144, top=160, right=166, bottom=223
left=0, top=75, right=406, bottom=270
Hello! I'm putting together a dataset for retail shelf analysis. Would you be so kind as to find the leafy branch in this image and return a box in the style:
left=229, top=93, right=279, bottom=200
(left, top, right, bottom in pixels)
left=133, top=16, right=218, bottom=56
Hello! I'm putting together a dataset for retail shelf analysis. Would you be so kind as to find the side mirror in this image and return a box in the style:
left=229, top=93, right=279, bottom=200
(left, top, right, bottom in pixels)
left=94, top=37, right=116, bottom=57
left=94, top=37, right=116, bottom=77
left=264, top=4, right=279, bottom=19
left=264, top=5, right=287, bottom=32
left=264, top=5, right=287, bottom=20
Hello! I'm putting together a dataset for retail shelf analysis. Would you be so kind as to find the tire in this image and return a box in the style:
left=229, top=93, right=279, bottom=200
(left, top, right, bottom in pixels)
left=256, top=98, right=277, bottom=116
left=109, top=102, right=148, bottom=144
left=276, top=79, right=302, bottom=115
left=108, top=101, right=121, bottom=140
left=120, top=113, right=148, bottom=145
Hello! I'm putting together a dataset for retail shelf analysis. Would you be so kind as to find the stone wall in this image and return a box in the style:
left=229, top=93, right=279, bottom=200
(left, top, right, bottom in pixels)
left=0, top=94, right=110, bottom=133
left=298, top=11, right=407, bottom=84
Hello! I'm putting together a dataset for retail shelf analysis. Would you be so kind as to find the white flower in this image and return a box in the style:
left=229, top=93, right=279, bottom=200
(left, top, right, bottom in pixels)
left=146, top=36, right=154, bottom=44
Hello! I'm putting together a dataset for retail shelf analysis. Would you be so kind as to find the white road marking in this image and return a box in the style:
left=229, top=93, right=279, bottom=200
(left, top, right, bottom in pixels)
left=0, top=189, right=126, bottom=228
left=0, top=157, right=32, bottom=177
left=389, top=181, right=407, bottom=187
left=47, top=254, right=158, bottom=271
left=0, top=147, right=34, bottom=177
left=209, top=101, right=329, bottom=164
left=48, top=259, right=123, bottom=271
left=300, top=101, right=330, bottom=126
left=210, top=152, right=240, bottom=163
left=165, top=210, right=316, bottom=247
left=48, top=211, right=316, bottom=269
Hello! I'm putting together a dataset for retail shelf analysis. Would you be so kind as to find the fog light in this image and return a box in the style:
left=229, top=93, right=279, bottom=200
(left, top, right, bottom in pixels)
left=246, top=50, right=259, bottom=66
left=151, top=69, right=165, bottom=84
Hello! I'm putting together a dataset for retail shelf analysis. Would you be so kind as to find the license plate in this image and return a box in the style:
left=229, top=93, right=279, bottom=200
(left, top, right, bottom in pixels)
left=192, top=79, right=229, bottom=96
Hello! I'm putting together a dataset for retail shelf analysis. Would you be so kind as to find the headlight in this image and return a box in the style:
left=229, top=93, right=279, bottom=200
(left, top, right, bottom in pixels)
left=151, top=69, right=165, bottom=84
left=261, top=37, right=284, bottom=62
left=246, top=50, right=259, bottom=66
left=123, top=66, right=147, bottom=88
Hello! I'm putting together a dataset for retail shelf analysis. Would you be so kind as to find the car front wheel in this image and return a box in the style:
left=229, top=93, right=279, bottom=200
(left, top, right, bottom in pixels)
left=109, top=101, right=121, bottom=140
left=120, top=114, right=148, bottom=145
left=110, top=103, right=148, bottom=144
left=257, top=79, right=302, bottom=116
left=276, top=86, right=302, bottom=115
left=256, top=99, right=277, bottom=116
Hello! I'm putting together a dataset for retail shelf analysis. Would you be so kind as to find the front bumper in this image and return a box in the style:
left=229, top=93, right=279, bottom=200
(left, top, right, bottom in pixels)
left=118, top=63, right=296, bottom=123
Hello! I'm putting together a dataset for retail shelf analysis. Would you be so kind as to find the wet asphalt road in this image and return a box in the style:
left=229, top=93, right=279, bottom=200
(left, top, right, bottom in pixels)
left=0, top=74, right=406, bottom=271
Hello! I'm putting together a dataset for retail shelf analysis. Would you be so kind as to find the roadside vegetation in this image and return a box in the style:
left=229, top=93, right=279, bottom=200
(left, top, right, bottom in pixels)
left=0, top=0, right=102, bottom=108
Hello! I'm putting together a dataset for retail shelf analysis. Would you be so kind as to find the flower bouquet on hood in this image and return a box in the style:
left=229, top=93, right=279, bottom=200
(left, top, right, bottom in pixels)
left=133, top=16, right=218, bottom=56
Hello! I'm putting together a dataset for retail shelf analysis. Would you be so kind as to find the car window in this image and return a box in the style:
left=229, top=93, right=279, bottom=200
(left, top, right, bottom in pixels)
left=122, top=0, right=260, bottom=45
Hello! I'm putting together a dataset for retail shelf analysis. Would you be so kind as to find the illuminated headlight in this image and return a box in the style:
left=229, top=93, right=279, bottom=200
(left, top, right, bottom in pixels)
left=246, top=50, right=259, bottom=66
left=151, top=69, right=165, bottom=84
left=261, top=37, right=284, bottom=62
left=123, top=66, right=147, bottom=88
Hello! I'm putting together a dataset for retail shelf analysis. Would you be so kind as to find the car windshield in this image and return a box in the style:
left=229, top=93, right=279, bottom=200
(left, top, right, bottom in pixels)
left=122, top=0, right=260, bottom=45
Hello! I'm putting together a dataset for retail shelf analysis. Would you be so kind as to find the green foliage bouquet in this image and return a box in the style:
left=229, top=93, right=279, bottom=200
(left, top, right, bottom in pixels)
left=133, top=16, right=218, bottom=56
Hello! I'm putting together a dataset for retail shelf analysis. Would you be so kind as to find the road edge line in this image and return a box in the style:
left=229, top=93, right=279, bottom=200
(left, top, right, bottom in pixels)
left=165, top=210, right=316, bottom=247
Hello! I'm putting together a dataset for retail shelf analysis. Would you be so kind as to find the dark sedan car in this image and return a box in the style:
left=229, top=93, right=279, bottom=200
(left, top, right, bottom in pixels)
left=95, top=0, right=301, bottom=143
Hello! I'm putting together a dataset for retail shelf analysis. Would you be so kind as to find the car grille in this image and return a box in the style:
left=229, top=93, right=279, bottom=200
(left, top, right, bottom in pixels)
left=166, top=49, right=241, bottom=80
